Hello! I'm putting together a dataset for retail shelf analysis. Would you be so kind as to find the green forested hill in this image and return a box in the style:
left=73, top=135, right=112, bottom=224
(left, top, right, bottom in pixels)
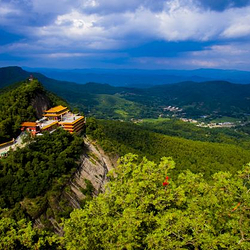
left=0, top=77, right=84, bottom=234
left=31, top=76, right=250, bottom=119
left=139, top=119, right=250, bottom=149
left=142, top=81, right=250, bottom=117
left=0, top=67, right=143, bottom=119
left=27, top=77, right=250, bottom=119
left=0, top=78, right=66, bottom=143
left=87, top=119, right=250, bottom=178
left=0, top=129, right=83, bottom=209
left=0, top=66, right=29, bottom=89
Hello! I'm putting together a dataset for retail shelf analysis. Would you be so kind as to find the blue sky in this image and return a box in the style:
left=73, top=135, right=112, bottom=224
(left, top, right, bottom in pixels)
left=1, top=0, right=250, bottom=70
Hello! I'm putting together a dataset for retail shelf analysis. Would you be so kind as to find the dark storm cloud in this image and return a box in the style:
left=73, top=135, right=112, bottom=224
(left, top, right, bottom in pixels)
left=196, top=0, right=250, bottom=11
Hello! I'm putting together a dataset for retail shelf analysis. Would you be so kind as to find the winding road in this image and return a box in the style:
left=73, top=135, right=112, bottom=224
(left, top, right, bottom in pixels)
left=0, top=133, right=26, bottom=156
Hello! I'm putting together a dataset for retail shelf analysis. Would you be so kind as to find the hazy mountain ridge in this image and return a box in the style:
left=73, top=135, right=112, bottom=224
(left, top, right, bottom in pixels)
left=24, top=67, right=250, bottom=86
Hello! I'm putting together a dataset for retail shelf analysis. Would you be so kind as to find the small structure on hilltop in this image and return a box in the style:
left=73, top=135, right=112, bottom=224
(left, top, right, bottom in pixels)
left=29, top=75, right=34, bottom=81
left=21, top=105, right=85, bottom=135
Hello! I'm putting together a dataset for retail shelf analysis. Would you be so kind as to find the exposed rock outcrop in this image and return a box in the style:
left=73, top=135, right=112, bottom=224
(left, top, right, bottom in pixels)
left=66, top=137, right=116, bottom=208
left=31, top=92, right=52, bottom=118
left=32, top=138, right=116, bottom=234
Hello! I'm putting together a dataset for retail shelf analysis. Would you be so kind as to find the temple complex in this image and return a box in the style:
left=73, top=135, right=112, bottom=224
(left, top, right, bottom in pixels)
left=21, top=105, right=85, bottom=135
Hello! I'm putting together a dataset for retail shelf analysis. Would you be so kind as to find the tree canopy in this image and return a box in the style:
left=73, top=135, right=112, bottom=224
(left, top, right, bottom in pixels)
left=0, top=215, right=62, bottom=250
left=0, top=129, right=84, bottom=223
left=64, top=154, right=250, bottom=250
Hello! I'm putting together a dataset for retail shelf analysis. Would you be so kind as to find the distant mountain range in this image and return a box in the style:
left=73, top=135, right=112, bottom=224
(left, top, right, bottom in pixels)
left=1, top=66, right=250, bottom=120
left=24, top=67, right=250, bottom=87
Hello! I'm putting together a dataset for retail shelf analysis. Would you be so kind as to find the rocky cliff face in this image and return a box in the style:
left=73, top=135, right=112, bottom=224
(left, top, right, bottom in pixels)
left=33, top=138, right=117, bottom=235
left=31, top=92, right=52, bottom=118
left=66, top=137, right=116, bottom=208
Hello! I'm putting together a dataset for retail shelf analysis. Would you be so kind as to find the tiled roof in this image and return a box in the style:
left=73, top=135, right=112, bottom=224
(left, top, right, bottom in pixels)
left=21, top=122, right=37, bottom=127
left=44, top=105, right=68, bottom=113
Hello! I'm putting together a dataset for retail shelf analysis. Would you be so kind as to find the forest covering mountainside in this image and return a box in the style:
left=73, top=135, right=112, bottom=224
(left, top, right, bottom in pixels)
left=0, top=129, right=84, bottom=213
left=139, top=118, right=250, bottom=149
left=1, top=66, right=250, bottom=120
left=86, top=119, right=250, bottom=178
left=63, top=155, right=250, bottom=249
left=2, top=154, right=250, bottom=249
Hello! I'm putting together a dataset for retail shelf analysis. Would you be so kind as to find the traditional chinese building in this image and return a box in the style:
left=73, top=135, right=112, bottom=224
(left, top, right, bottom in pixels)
left=21, top=122, right=40, bottom=136
left=40, top=120, right=59, bottom=132
left=59, top=115, right=85, bottom=133
left=43, top=105, right=69, bottom=120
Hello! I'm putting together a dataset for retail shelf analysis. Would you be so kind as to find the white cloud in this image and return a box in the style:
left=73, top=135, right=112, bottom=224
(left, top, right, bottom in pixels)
left=219, top=6, right=250, bottom=38
left=47, top=11, right=104, bottom=41
left=0, top=6, right=20, bottom=15
left=191, top=44, right=250, bottom=57
left=224, top=24, right=250, bottom=38
left=2, top=0, right=250, bottom=45
left=223, top=20, right=250, bottom=38
left=184, top=43, right=250, bottom=69
left=132, top=56, right=221, bottom=69
left=26, top=0, right=250, bottom=51
left=0, top=2, right=23, bottom=26
left=131, top=42, right=250, bottom=70
left=47, top=53, right=92, bottom=58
